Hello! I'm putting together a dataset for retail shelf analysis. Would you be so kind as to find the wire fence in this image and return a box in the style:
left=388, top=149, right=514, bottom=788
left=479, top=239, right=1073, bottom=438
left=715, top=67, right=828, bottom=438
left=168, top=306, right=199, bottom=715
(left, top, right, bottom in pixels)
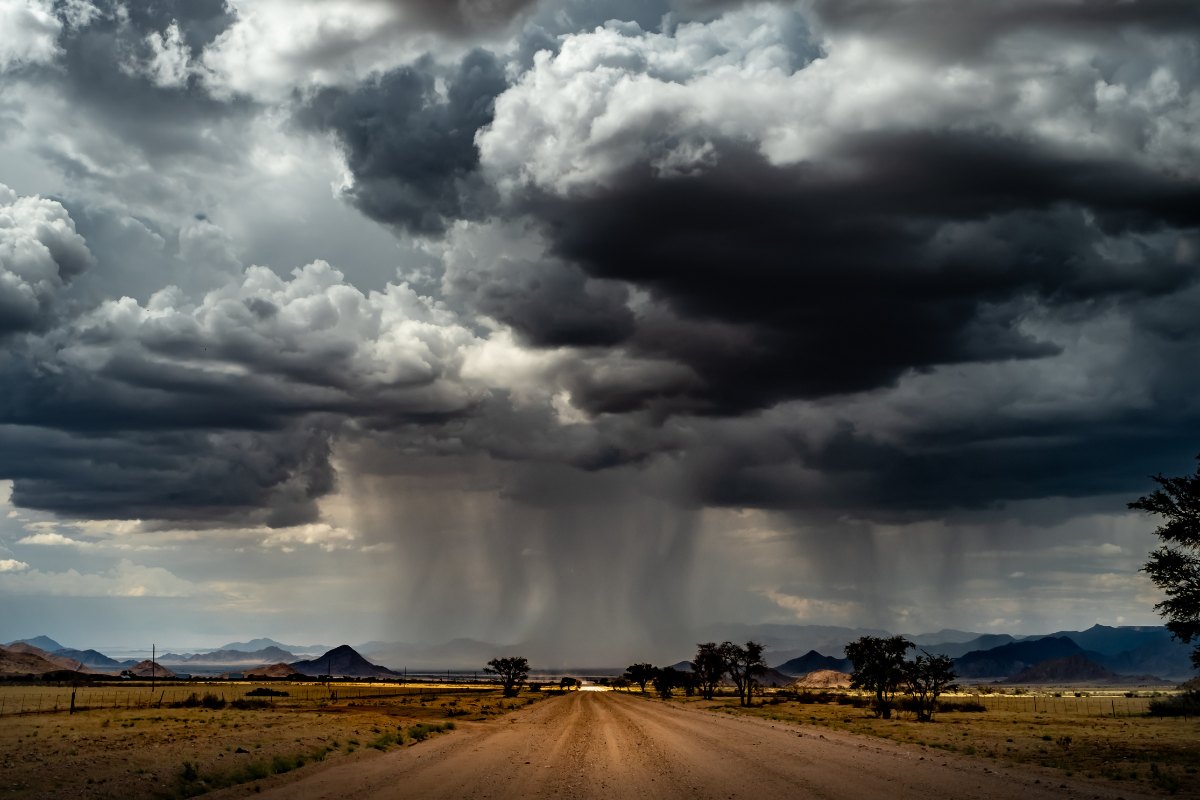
left=966, top=693, right=1155, bottom=717
left=0, top=682, right=496, bottom=717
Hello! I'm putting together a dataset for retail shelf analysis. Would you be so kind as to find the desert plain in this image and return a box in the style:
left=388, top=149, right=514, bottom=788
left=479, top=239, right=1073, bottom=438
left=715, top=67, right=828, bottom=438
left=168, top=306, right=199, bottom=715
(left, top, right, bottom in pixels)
left=1, top=680, right=1197, bottom=799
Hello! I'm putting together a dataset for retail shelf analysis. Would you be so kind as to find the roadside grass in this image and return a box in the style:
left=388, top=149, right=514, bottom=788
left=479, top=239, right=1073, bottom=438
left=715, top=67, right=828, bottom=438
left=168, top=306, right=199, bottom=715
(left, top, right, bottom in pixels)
left=0, top=682, right=540, bottom=800
left=682, top=690, right=1200, bottom=796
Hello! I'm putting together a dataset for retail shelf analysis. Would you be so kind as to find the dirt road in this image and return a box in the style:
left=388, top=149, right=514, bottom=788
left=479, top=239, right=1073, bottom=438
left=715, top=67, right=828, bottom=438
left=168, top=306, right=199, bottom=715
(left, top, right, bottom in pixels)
left=247, top=691, right=1155, bottom=800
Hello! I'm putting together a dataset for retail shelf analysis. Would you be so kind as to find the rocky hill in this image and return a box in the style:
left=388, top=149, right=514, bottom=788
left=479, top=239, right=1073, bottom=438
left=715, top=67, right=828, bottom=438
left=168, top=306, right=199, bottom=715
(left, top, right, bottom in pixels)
left=0, top=645, right=62, bottom=676
left=792, top=669, right=852, bottom=689
left=5, top=642, right=99, bottom=674
left=776, top=650, right=852, bottom=675
left=245, top=662, right=299, bottom=679
left=126, top=660, right=176, bottom=678
left=289, top=645, right=399, bottom=678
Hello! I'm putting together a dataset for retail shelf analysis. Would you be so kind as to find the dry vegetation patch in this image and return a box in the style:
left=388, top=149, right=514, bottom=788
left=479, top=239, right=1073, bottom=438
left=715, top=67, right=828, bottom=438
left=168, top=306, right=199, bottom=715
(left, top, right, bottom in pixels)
left=0, top=682, right=546, bottom=799
left=675, top=688, right=1200, bottom=796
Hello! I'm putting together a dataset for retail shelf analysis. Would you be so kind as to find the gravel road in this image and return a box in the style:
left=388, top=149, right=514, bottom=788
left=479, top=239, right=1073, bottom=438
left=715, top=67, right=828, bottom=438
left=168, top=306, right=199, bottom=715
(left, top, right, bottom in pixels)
left=250, top=691, right=1155, bottom=799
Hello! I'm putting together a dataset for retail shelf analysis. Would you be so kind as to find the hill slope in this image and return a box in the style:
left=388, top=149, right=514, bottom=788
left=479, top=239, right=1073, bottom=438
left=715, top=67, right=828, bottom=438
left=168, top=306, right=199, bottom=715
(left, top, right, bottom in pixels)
left=289, top=645, right=399, bottom=678
left=776, top=650, right=852, bottom=675
left=954, top=637, right=1101, bottom=679
left=0, top=645, right=62, bottom=676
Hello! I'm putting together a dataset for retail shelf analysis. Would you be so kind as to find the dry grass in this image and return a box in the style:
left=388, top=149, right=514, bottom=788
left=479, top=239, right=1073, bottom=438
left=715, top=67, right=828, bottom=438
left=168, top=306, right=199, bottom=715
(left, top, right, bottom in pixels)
left=0, top=682, right=546, bottom=799
left=679, top=688, right=1200, bottom=796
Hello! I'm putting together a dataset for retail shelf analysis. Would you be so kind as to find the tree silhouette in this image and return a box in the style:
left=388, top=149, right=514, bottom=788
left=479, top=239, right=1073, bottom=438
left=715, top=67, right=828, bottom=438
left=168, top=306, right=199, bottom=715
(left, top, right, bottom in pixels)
left=903, top=652, right=957, bottom=722
left=625, top=662, right=655, bottom=693
left=1130, top=455, right=1200, bottom=671
left=693, top=642, right=725, bottom=700
left=846, top=635, right=913, bottom=718
left=485, top=656, right=529, bottom=697
left=720, top=641, right=766, bottom=707
left=653, top=666, right=683, bottom=699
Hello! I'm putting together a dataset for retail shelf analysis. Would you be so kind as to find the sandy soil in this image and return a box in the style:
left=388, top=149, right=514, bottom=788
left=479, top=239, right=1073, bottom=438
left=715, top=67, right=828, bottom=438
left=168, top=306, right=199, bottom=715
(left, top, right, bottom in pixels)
left=238, top=691, right=1159, bottom=800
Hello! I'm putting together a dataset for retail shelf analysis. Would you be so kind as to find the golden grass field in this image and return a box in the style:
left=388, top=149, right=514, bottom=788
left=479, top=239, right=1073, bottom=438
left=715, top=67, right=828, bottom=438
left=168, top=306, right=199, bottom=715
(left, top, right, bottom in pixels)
left=0, top=681, right=546, bottom=799
left=675, top=688, right=1200, bottom=796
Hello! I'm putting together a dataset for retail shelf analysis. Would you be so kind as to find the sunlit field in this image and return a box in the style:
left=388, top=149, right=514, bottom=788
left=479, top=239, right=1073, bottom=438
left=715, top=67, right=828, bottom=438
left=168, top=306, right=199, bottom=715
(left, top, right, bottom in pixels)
left=666, top=687, right=1200, bottom=796
left=0, top=681, right=546, bottom=799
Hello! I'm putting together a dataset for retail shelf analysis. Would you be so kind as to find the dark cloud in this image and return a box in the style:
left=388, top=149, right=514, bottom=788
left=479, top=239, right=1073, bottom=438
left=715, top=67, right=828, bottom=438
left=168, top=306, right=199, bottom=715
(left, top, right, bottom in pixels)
left=33, top=0, right=246, bottom=162
left=0, top=423, right=334, bottom=526
left=812, top=0, right=1200, bottom=57
left=300, top=50, right=507, bottom=233
left=519, top=134, right=1200, bottom=415
left=382, top=0, right=540, bottom=34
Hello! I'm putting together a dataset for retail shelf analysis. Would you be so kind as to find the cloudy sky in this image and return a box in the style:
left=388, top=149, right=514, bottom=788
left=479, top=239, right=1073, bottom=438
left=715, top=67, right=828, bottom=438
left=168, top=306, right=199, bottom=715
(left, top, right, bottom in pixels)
left=0, top=0, right=1197, bottom=664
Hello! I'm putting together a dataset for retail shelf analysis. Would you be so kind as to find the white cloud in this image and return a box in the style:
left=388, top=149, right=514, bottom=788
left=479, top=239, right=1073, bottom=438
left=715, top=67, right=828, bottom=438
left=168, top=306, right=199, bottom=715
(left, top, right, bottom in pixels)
left=0, top=558, right=29, bottom=572
left=58, top=259, right=483, bottom=415
left=16, top=531, right=80, bottom=547
left=260, top=522, right=357, bottom=553
left=138, top=21, right=198, bottom=89
left=0, top=183, right=95, bottom=332
left=0, top=0, right=61, bottom=71
left=0, top=558, right=195, bottom=597
left=201, top=0, right=455, bottom=102
left=478, top=5, right=1200, bottom=196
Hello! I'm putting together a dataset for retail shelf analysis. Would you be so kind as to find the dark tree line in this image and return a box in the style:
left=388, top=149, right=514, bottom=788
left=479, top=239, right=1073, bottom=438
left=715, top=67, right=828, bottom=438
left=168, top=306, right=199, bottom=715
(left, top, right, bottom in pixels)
left=625, top=640, right=766, bottom=707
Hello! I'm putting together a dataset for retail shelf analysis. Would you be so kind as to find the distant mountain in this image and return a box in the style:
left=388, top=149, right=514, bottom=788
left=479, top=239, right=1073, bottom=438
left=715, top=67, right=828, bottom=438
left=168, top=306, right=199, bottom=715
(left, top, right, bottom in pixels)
left=955, top=637, right=1105, bottom=679
left=1036, top=625, right=1176, bottom=657
left=903, top=629, right=984, bottom=646
left=8, top=636, right=65, bottom=652
left=5, top=642, right=99, bottom=673
left=289, top=645, right=399, bottom=678
left=920, top=634, right=1019, bottom=659
left=1006, top=655, right=1128, bottom=684
left=159, top=647, right=297, bottom=665
left=757, top=667, right=797, bottom=688
left=666, top=660, right=695, bottom=672
left=776, top=650, right=852, bottom=676
left=1102, top=637, right=1195, bottom=679
left=696, top=623, right=889, bottom=663
left=52, top=648, right=125, bottom=670
left=221, top=639, right=329, bottom=654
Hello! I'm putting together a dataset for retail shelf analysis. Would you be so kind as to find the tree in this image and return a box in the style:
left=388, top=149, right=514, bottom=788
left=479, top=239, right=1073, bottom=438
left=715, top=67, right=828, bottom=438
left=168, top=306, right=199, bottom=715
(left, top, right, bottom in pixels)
left=1130, top=455, right=1200, bottom=671
left=903, top=652, right=957, bottom=722
left=652, top=666, right=682, bottom=699
left=625, top=663, right=655, bottom=693
left=845, top=635, right=913, bottom=718
left=693, top=642, right=726, bottom=700
left=719, top=641, right=766, bottom=707
left=485, top=656, right=529, bottom=697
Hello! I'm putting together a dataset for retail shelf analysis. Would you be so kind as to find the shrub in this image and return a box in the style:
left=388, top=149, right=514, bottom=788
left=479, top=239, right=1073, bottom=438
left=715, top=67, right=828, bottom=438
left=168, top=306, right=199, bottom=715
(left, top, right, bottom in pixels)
left=230, top=698, right=271, bottom=710
left=245, top=687, right=288, bottom=697
left=1148, top=691, right=1200, bottom=718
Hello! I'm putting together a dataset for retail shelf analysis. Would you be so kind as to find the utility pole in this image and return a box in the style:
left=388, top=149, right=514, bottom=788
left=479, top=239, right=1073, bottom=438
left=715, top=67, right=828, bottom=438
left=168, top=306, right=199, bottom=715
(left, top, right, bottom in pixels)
left=151, top=643, right=155, bottom=694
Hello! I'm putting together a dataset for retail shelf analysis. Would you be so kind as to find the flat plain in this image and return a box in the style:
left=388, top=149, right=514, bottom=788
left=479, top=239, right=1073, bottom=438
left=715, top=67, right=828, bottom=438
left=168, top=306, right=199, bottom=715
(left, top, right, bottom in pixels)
left=1, top=683, right=1196, bottom=799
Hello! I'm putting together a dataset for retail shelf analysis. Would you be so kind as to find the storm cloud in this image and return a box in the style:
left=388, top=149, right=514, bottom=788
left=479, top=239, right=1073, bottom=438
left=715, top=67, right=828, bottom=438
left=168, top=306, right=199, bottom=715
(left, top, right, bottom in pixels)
left=0, top=0, right=1196, bottom=647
